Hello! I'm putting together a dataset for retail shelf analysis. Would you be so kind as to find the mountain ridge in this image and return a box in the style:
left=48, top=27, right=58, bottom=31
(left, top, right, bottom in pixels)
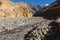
left=0, top=0, right=35, bottom=17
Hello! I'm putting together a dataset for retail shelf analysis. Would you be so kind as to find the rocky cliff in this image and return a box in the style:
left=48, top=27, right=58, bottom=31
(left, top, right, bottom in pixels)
left=0, top=0, right=35, bottom=18
left=33, top=0, right=60, bottom=20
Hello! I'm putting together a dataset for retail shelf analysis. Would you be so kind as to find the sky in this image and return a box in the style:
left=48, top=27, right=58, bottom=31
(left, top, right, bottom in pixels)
left=11, top=0, right=56, bottom=5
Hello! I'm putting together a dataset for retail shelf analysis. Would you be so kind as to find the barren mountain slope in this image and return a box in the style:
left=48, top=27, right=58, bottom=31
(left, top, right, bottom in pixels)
left=0, top=0, right=35, bottom=18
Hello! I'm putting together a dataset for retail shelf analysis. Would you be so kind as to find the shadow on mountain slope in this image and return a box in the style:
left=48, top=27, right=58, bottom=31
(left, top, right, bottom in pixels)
left=43, top=21, right=58, bottom=40
left=33, top=10, right=60, bottom=20
left=33, top=1, right=60, bottom=20
left=24, top=21, right=60, bottom=40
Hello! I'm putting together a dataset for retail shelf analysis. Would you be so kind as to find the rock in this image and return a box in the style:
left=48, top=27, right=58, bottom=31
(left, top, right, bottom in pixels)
left=42, top=0, right=60, bottom=20
left=34, top=0, right=60, bottom=20
left=0, top=0, right=35, bottom=18
left=0, top=17, right=56, bottom=40
left=55, top=18, right=60, bottom=40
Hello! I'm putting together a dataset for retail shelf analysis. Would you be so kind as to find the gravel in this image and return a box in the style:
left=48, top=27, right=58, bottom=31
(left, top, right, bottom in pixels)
left=0, top=17, right=57, bottom=40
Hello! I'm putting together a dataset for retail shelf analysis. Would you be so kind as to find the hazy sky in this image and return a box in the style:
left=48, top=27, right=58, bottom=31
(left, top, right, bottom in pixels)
left=11, top=0, right=56, bottom=5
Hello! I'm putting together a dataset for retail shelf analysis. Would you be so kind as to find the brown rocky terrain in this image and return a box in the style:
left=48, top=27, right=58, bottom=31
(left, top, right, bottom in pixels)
left=0, top=17, right=59, bottom=40
left=34, top=0, right=60, bottom=20
left=0, top=0, right=59, bottom=40
left=55, top=18, right=60, bottom=40
left=32, top=0, right=60, bottom=40
left=0, top=0, right=35, bottom=18
left=0, top=17, right=56, bottom=40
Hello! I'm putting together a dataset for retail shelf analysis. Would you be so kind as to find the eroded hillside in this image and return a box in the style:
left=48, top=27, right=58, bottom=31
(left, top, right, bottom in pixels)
left=0, top=0, right=35, bottom=18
